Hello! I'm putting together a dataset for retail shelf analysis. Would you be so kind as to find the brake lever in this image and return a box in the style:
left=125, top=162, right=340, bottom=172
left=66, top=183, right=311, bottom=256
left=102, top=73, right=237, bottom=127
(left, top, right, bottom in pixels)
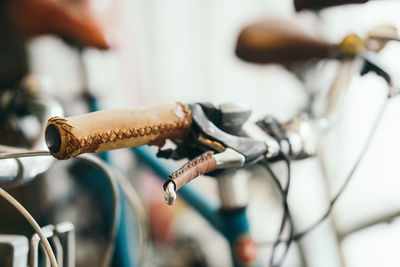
left=163, top=148, right=245, bottom=205
left=360, top=52, right=400, bottom=97
left=163, top=103, right=268, bottom=205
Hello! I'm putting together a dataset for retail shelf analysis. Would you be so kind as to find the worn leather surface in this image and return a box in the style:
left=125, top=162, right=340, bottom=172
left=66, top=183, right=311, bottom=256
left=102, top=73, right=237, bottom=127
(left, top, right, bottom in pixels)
left=166, top=151, right=217, bottom=191
left=236, top=18, right=336, bottom=64
left=46, top=102, right=192, bottom=159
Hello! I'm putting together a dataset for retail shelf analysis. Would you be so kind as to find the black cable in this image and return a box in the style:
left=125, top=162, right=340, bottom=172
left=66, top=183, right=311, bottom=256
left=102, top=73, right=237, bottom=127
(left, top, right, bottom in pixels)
left=262, top=152, right=294, bottom=267
left=257, top=99, right=388, bottom=265
left=273, top=140, right=294, bottom=267
left=270, top=159, right=289, bottom=265
left=277, top=155, right=295, bottom=266
left=292, top=99, right=388, bottom=241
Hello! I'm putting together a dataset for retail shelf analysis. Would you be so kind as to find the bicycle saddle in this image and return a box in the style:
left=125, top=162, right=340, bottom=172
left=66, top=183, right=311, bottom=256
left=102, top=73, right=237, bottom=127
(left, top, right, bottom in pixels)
left=235, top=18, right=338, bottom=64
left=235, top=18, right=365, bottom=64
left=7, top=0, right=112, bottom=49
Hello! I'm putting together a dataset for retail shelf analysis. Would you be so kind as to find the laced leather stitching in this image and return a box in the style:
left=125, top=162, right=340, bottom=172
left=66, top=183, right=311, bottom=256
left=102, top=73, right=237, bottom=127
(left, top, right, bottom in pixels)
left=48, top=103, right=191, bottom=159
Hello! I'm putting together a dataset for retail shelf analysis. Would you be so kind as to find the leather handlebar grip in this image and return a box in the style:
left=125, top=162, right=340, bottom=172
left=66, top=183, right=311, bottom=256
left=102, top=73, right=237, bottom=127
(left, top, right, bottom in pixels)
left=294, top=0, right=368, bottom=11
left=45, top=102, right=192, bottom=159
left=164, top=151, right=217, bottom=191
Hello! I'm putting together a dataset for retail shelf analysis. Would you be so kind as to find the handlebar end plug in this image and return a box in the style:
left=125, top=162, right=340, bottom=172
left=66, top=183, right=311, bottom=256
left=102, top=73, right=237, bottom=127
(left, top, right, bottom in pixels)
left=45, top=124, right=61, bottom=154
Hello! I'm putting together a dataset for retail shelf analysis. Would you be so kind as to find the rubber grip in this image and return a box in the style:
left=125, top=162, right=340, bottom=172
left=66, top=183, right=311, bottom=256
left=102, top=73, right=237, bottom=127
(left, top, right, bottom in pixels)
left=45, top=102, right=192, bottom=159
left=236, top=18, right=337, bottom=64
left=294, top=0, right=368, bottom=11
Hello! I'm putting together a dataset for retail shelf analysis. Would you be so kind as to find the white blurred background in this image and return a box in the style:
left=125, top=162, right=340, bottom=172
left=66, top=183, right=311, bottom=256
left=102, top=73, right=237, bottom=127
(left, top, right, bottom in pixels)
left=26, top=0, right=400, bottom=266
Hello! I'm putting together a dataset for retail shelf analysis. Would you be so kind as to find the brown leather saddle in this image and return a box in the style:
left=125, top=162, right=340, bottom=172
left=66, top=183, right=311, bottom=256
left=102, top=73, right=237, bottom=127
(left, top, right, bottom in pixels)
left=235, top=18, right=337, bottom=64
left=7, top=0, right=112, bottom=49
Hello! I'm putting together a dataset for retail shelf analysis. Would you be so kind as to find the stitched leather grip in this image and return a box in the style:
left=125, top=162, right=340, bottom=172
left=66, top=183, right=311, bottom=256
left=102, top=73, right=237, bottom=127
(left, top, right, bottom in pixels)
left=294, top=0, right=368, bottom=11
left=45, top=102, right=192, bottom=159
left=164, top=151, right=217, bottom=191
left=236, top=18, right=336, bottom=64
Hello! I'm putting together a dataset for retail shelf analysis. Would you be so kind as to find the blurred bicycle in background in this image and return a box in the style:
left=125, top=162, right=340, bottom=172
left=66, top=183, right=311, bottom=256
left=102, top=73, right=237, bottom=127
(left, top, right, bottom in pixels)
left=1, top=0, right=400, bottom=267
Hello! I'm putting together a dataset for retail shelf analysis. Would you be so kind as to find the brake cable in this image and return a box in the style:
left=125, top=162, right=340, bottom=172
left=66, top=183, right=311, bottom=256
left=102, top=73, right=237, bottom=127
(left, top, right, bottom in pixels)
left=262, top=97, right=388, bottom=251
left=293, top=98, right=388, bottom=240
left=262, top=153, right=294, bottom=267
left=256, top=96, right=388, bottom=267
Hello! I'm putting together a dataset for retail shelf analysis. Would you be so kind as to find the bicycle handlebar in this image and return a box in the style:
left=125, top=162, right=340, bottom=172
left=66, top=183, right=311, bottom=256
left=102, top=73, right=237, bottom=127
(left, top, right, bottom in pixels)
left=45, top=102, right=268, bottom=203
left=294, top=0, right=368, bottom=11
left=45, top=102, right=192, bottom=159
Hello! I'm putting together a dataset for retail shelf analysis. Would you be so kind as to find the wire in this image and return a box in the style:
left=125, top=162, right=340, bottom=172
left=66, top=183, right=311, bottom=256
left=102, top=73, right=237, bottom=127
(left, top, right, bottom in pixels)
left=78, top=155, right=150, bottom=266
left=0, top=151, right=121, bottom=267
left=257, top=98, right=387, bottom=264
left=262, top=153, right=294, bottom=267
left=77, top=154, right=121, bottom=267
left=259, top=98, right=388, bottom=248
left=276, top=155, right=294, bottom=266
left=268, top=160, right=287, bottom=265
left=115, top=171, right=151, bottom=266
left=0, top=186, right=58, bottom=267
left=0, top=150, right=150, bottom=265
left=292, top=98, right=388, bottom=240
